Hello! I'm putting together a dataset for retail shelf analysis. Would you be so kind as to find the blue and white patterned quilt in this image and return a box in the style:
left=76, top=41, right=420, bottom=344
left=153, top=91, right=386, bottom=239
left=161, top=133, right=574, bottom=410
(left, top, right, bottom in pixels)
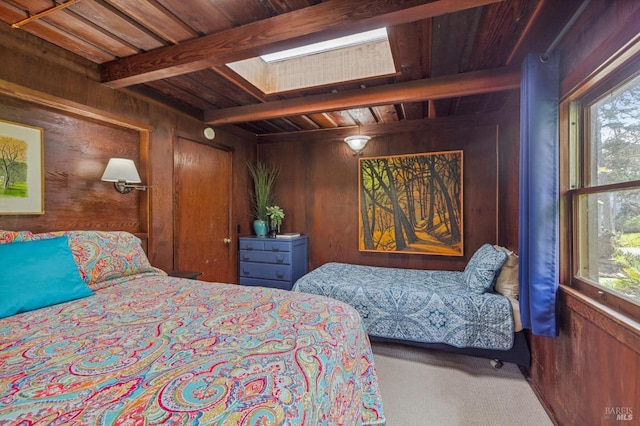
left=293, top=262, right=515, bottom=350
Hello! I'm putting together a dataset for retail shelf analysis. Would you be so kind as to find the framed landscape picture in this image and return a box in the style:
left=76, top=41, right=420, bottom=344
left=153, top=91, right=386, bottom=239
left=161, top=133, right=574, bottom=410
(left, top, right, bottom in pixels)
left=0, top=119, right=44, bottom=215
left=359, top=150, right=463, bottom=256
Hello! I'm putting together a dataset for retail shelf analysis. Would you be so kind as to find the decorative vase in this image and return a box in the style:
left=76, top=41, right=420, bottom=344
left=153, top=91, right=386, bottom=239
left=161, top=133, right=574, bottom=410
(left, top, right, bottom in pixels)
left=268, top=219, right=278, bottom=238
left=253, top=220, right=268, bottom=237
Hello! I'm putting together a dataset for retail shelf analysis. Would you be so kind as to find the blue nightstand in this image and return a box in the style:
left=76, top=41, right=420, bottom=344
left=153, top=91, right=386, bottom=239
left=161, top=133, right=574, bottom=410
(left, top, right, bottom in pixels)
left=238, top=236, right=308, bottom=290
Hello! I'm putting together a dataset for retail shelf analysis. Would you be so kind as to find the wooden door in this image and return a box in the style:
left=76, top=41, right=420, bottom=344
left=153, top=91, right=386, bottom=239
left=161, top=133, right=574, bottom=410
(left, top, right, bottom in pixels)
left=174, top=137, right=234, bottom=282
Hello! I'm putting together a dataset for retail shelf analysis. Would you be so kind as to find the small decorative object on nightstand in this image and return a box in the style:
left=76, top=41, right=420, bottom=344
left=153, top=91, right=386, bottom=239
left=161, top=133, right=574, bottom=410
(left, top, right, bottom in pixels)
left=168, top=270, right=203, bottom=280
left=238, top=235, right=308, bottom=290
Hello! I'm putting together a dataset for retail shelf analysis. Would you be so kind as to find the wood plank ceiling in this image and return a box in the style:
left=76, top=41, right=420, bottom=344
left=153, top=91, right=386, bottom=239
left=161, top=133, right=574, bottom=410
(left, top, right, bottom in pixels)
left=0, top=0, right=584, bottom=139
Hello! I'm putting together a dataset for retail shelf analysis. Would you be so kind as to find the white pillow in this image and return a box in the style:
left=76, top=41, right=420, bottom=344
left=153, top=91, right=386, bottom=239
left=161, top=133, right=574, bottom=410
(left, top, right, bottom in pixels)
left=493, top=245, right=519, bottom=299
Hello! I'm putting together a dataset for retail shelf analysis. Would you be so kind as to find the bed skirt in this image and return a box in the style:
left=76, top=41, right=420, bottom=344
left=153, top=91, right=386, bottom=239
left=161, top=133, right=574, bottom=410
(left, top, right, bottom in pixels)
left=370, top=331, right=531, bottom=368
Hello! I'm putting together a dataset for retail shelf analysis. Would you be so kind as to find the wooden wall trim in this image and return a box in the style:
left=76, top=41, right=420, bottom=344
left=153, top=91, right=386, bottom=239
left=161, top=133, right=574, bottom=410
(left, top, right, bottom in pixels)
left=0, top=79, right=152, bottom=132
left=561, top=285, right=640, bottom=353
left=139, top=130, right=150, bottom=236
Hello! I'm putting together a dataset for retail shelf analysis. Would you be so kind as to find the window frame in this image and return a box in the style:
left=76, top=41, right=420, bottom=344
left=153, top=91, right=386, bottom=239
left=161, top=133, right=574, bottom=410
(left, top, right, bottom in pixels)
left=566, top=58, right=640, bottom=322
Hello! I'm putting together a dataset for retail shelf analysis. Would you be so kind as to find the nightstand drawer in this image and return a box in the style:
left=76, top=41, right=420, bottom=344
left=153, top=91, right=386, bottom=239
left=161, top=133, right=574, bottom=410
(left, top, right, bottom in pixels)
left=239, top=250, right=290, bottom=264
left=239, top=240, right=265, bottom=251
left=239, top=262, right=291, bottom=281
left=240, top=239, right=291, bottom=252
left=262, top=241, right=291, bottom=252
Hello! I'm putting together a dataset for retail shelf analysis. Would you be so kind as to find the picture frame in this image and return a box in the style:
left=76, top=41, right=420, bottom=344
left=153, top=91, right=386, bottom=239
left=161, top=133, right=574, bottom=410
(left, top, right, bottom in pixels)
left=359, top=150, right=463, bottom=256
left=0, top=119, right=44, bottom=215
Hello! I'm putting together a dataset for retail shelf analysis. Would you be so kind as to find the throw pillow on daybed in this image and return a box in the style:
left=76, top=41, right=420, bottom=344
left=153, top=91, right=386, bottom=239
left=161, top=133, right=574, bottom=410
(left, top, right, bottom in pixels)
left=0, top=236, right=93, bottom=319
left=463, top=243, right=508, bottom=294
left=493, top=245, right=519, bottom=299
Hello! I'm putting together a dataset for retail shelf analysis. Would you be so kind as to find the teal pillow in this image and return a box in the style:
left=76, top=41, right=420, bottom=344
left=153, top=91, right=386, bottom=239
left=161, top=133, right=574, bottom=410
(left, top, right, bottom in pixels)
left=0, top=236, right=93, bottom=319
left=463, top=244, right=508, bottom=294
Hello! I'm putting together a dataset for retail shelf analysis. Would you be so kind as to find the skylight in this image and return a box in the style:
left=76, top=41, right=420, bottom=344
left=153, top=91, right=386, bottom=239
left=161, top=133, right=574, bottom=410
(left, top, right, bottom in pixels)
left=261, top=28, right=388, bottom=63
left=227, top=27, right=396, bottom=94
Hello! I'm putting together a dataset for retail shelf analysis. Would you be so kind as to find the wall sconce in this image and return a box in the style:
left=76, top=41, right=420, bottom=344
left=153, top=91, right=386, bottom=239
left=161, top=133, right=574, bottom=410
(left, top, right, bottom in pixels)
left=101, top=158, right=150, bottom=194
left=344, top=134, right=371, bottom=155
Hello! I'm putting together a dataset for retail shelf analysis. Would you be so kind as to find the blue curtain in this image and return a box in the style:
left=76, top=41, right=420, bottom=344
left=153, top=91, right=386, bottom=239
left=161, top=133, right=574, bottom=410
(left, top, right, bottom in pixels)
left=518, top=53, right=560, bottom=337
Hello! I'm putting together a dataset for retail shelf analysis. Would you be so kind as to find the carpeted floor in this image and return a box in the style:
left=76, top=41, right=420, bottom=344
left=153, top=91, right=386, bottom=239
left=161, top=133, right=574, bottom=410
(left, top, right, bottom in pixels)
left=371, top=341, right=553, bottom=426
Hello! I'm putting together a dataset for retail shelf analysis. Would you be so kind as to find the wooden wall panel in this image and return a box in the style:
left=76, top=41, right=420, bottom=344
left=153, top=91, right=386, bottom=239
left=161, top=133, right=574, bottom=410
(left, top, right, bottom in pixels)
left=497, top=97, right=520, bottom=250
left=258, top=121, right=502, bottom=271
left=558, top=0, right=640, bottom=97
left=0, top=94, right=141, bottom=233
left=529, top=288, right=640, bottom=425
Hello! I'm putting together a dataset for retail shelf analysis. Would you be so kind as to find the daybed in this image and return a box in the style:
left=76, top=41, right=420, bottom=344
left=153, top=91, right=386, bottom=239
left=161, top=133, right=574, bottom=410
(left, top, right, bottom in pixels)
left=293, top=244, right=530, bottom=367
left=0, top=230, right=385, bottom=425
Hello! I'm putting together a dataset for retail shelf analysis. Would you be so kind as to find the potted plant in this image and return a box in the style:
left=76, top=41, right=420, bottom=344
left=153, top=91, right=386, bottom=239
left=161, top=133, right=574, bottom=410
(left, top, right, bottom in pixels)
left=247, top=161, right=279, bottom=237
left=266, top=205, right=285, bottom=237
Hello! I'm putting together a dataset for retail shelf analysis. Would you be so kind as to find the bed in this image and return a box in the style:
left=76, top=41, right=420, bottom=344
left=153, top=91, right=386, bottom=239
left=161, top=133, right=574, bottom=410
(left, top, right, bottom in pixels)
left=293, top=244, right=530, bottom=368
left=0, top=230, right=385, bottom=425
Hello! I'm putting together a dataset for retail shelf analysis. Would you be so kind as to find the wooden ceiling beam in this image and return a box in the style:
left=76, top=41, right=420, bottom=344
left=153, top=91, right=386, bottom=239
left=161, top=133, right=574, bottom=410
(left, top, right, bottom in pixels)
left=256, top=111, right=502, bottom=144
left=204, top=66, right=520, bottom=124
left=11, top=0, right=79, bottom=28
left=100, top=0, right=506, bottom=88
left=209, top=65, right=266, bottom=102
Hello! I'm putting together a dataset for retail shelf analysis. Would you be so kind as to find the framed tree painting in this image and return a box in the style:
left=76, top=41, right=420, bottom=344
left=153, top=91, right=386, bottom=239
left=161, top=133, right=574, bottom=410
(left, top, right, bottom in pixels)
left=0, top=119, right=44, bottom=215
left=359, top=150, right=463, bottom=256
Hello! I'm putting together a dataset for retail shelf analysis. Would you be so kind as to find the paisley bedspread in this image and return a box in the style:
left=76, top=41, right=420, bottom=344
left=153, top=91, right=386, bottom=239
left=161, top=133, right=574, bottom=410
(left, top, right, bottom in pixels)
left=293, top=262, right=515, bottom=350
left=0, top=274, right=385, bottom=425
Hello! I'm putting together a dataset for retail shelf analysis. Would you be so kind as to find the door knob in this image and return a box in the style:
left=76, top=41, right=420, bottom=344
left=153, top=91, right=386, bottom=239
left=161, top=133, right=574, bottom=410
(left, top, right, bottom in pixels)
left=223, top=238, right=231, bottom=244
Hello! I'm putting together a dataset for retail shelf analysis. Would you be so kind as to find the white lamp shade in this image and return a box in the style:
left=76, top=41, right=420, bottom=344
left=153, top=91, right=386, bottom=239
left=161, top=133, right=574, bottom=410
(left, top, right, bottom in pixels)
left=101, top=158, right=142, bottom=183
left=344, top=135, right=371, bottom=152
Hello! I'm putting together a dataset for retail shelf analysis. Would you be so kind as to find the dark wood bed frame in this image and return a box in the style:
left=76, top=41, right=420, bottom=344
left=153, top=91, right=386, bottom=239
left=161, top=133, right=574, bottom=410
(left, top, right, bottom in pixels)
left=370, top=331, right=531, bottom=369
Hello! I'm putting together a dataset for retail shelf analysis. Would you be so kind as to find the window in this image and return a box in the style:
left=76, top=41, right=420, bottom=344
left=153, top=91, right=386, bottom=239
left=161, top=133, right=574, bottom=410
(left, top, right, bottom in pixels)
left=571, top=66, right=640, bottom=318
left=260, top=28, right=388, bottom=63
left=227, top=28, right=395, bottom=94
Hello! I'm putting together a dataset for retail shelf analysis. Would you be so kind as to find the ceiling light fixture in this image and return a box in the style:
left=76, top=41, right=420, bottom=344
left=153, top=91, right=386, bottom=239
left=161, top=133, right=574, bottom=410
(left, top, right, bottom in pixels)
left=344, top=132, right=371, bottom=156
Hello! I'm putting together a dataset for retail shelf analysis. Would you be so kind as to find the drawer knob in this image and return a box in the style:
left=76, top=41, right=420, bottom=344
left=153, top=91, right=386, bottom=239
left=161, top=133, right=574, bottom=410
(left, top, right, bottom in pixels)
left=276, top=254, right=284, bottom=263
left=276, top=271, right=284, bottom=278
